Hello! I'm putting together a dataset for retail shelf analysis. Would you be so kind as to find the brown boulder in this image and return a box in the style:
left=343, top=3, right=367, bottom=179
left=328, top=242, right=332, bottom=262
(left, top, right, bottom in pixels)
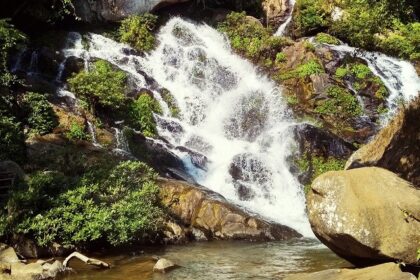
left=307, top=167, right=420, bottom=266
left=346, top=97, right=420, bottom=186
left=158, top=178, right=301, bottom=241
left=285, top=262, right=416, bottom=280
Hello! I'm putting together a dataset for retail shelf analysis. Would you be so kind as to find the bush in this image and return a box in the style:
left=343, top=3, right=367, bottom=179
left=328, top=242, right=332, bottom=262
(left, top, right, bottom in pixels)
left=0, top=19, right=26, bottom=87
left=23, top=92, right=58, bottom=135
left=129, top=93, right=162, bottom=137
left=218, top=12, right=292, bottom=64
left=66, top=121, right=89, bottom=141
left=68, top=60, right=126, bottom=113
left=294, top=0, right=330, bottom=36
left=0, top=116, right=25, bottom=163
left=315, top=32, right=340, bottom=45
left=119, top=14, right=158, bottom=52
left=4, top=161, right=164, bottom=247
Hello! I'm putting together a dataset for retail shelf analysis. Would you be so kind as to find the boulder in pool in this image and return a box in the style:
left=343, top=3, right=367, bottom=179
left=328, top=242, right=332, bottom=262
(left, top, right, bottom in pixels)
left=307, top=167, right=420, bottom=266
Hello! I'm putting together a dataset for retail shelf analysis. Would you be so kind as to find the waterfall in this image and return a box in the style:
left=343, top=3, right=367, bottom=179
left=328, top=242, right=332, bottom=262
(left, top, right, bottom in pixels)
left=28, top=50, right=39, bottom=75
left=274, top=0, right=295, bottom=36
left=113, top=127, right=132, bottom=156
left=324, top=44, right=420, bottom=116
left=87, top=121, right=101, bottom=147
left=70, top=18, right=311, bottom=236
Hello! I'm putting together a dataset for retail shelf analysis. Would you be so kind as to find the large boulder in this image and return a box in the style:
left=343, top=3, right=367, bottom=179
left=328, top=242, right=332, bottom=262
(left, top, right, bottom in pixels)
left=262, top=0, right=291, bottom=26
left=73, top=0, right=189, bottom=21
left=307, top=167, right=420, bottom=266
left=158, top=178, right=301, bottom=241
left=285, top=262, right=416, bottom=280
left=346, top=97, right=420, bottom=186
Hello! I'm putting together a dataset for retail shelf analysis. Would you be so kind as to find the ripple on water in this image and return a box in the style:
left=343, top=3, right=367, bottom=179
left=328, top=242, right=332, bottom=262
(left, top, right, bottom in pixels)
left=61, top=239, right=351, bottom=280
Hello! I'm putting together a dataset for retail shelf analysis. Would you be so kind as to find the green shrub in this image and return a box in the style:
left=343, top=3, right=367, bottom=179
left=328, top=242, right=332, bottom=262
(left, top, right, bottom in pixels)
left=315, top=85, right=362, bottom=117
left=315, top=32, right=340, bottom=45
left=6, top=161, right=164, bottom=247
left=119, top=14, right=158, bottom=52
left=23, top=92, right=58, bottom=135
left=218, top=12, right=292, bottom=64
left=0, top=19, right=26, bottom=87
left=275, top=52, right=287, bottom=63
left=294, top=0, right=330, bottom=36
left=68, top=60, right=126, bottom=113
left=0, top=116, right=25, bottom=163
left=129, top=93, right=162, bottom=137
left=160, top=89, right=180, bottom=118
left=66, top=122, right=89, bottom=141
left=335, top=67, right=348, bottom=79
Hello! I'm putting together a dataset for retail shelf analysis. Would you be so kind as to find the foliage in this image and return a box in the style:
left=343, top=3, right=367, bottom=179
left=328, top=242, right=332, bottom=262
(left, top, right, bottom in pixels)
left=280, top=59, right=324, bottom=80
left=68, top=60, right=126, bottom=113
left=160, top=89, right=180, bottom=118
left=294, top=0, right=330, bottom=36
left=296, top=154, right=346, bottom=194
left=119, top=14, right=158, bottom=52
left=2, top=161, right=164, bottom=247
left=315, top=85, right=362, bottom=117
left=66, top=122, right=89, bottom=141
left=275, top=52, right=287, bottom=63
left=22, top=92, right=58, bottom=135
left=0, top=115, right=25, bottom=163
left=0, top=19, right=26, bottom=87
left=315, top=32, right=340, bottom=45
left=218, top=12, right=292, bottom=64
left=129, top=93, right=162, bottom=137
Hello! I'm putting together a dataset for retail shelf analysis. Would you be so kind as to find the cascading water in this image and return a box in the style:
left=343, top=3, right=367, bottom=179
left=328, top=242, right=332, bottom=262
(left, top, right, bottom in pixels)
left=324, top=44, right=420, bottom=116
left=274, top=0, right=295, bottom=36
left=57, top=17, right=419, bottom=238
left=63, top=18, right=311, bottom=236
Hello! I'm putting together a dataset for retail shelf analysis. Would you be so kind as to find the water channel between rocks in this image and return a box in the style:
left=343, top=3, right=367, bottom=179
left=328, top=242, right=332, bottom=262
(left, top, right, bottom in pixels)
left=60, top=239, right=350, bottom=280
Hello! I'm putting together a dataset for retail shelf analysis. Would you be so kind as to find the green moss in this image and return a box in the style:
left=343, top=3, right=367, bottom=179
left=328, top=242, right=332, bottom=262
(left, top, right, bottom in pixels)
left=275, top=52, right=287, bottom=63
left=286, top=95, right=299, bottom=105
left=297, top=154, right=346, bottom=194
left=294, top=0, right=330, bottom=36
left=315, top=32, right=340, bottom=45
left=315, top=85, right=362, bottom=117
left=119, top=14, right=158, bottom=52
left=335, top=67, right=348, bottom=79
left=281, top=59, right=324, bottom=80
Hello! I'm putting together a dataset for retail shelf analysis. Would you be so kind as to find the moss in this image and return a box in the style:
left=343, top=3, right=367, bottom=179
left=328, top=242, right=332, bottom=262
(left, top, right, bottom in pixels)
left=315, top=32, right=340, bottom=45
left=160, top=89, right=180, bottom=118
left=297, top=154, right=346, bottom=194
left=280, top=59, right=324, bottom=80
left=315, top=85, right=362, bottom=117
left=335, top=67, right=348, bottom=79
left=275, top=52, right=287, bottom=63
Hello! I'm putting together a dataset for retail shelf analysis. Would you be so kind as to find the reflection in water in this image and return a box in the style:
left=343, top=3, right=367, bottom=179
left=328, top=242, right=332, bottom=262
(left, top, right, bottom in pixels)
left=61, top=239, right=350, bottom=280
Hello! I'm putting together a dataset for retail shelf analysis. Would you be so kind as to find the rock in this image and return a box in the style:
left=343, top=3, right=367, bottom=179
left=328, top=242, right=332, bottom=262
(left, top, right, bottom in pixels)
left=294, top=124, right=355, bottom=159
left=10, top=263, right=43, bottom=279
left=163, top=221, right=188, bottom=244
left=307, top=167, right=420, bottom=266
left=284, top=262, right=416, bottom=280
left=158, top=178, right=301, bottom=241
left=191, top=228, right=207, bottom=241
left=73, top=0, right=189, bottom=22
left=153, top=258, right=178, bottom=273
left=0, top=245, right=19, bottom=264
left=346, top=97, right=420, bottom=186
left=262, top=0, right=290, bottom=26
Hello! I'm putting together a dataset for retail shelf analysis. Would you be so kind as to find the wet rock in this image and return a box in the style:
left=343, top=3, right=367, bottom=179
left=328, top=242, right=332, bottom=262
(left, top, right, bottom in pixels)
left=191, top=228, right=207, bottom=241
left=61, top=56, right=85, bottom=81
left=153, top=258, right=178, bottom=273
left=285, top=262, right=416, bottom=280
left=73, top=0, right=189, bottom=22
left=12, top=235, right=72, bottom=259
left=346, top=97, right=420, bottom=186
left=294, top=124, right=355, bottom=159
left=158, top=178, right=301, bottom=241
left=176, top=146, right=208, bottom=171
left=229, top=153, right=272, bottom=200
left=307, top=167, right=420, bottom=266
left=262, top=0, right=290, bottom=26
left=163, top=221, right=188, bottom=244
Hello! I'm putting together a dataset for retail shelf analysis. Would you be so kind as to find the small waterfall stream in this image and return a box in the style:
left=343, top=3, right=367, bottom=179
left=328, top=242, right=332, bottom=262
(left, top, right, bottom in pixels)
left=274, top=0, right=295, bottom=36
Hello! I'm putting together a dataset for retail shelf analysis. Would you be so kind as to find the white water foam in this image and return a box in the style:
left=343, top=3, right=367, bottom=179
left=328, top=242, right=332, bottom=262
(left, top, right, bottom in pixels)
left=274, top=0, right=295, bottom=36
